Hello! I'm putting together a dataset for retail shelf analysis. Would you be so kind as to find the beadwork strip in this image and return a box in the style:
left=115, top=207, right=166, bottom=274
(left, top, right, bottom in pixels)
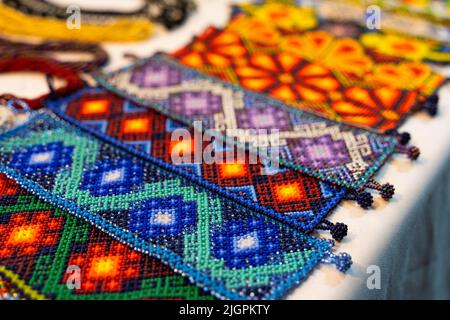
left=96, top=53, right=403, bottom=190
left=0, top=174, right=213, bottom=300
left=46, top=87, right=347, bottom=237
left=172, top=4, right=446, bottom=132
left=238, top=1, right=450, bottom=66
left=0, top=111, right=351, bottom=300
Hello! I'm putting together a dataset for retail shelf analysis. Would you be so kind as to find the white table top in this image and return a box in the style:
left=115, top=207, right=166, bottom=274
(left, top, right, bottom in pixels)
left=1, top=0, right=449, bottom=299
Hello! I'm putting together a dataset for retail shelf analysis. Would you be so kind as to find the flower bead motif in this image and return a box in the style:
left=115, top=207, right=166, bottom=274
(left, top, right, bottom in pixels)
left=361, top=33, right=432, bottom=61
left=173, top=27, right=247, bottom=68
left=9, top=142, right=73, bottom=175
left=281, top=31, right=374, bottom=78
left=241, top=2, right=317, bottom=31
left=169, top=3, right=445, bottom=132
left=235, top=53, right=341, bottom=103
left=365, top=62, right=435, bottom=93
left=80, top=158, right=144, bottom=196
left=331, top=86, right=418, bottom=131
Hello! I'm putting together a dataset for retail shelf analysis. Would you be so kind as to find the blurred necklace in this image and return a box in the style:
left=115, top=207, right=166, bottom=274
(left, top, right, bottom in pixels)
left=0, top=3, right=153, bottom=42
left=0, top=37, right=108, bottom=72
left=2, top=0, right=196, bottom=29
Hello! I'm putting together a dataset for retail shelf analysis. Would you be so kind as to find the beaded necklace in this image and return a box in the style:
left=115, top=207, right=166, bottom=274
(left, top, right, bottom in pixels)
left=0, top=3, right=153, bottom=42
left=0, top=37, right=108, bottom=72
left=3, top=0, right=196, bottom=29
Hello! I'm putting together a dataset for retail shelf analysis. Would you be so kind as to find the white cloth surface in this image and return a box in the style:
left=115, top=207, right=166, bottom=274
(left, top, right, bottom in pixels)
left=1, top=0, right=449, bottom=300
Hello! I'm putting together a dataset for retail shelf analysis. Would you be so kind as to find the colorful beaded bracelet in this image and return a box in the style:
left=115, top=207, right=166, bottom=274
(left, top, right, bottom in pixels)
left=0, top=173, right=214, bottom=300
left=46, top=87, right=351, bottom=240
left=0, top=111, right=352, bottom=300
left=95, top=53, right=418, bottom=193
left=172, top=4, right=445, bottom=133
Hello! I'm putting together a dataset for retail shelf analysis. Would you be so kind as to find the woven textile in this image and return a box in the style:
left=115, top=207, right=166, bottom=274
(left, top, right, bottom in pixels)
left=0, top=111, right=351, bottom=300
left=0, top=174, right=213, bottom=300
left=171, top=2, right=445, bottom=132
left=96, top=53, right=403, bottom=190
left=46, top=87, right=346, bottom=234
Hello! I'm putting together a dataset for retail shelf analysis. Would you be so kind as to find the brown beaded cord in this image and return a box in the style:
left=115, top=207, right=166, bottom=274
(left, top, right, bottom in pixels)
left=0, top=37, right=108, bottom=73
left=0, top=56, right=84, bottom=109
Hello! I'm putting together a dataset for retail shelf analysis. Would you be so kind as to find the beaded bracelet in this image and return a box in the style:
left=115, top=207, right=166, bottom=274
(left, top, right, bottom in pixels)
left=0, top=173, right=214, bottom=300
left=0, top=110, right=352, bottom=299
left=47, top=87, right=351, bottom=241
left=0, top=3, right=153, bottom=42
left=3, top=0, right=196, bottom=30
left=0, top=56, right=84, bottom=109
left=172, top=6, right=445, bottom=133
left=0, top=37, right=108, bottom=72
left=96, top=53, right=419, bottom=194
